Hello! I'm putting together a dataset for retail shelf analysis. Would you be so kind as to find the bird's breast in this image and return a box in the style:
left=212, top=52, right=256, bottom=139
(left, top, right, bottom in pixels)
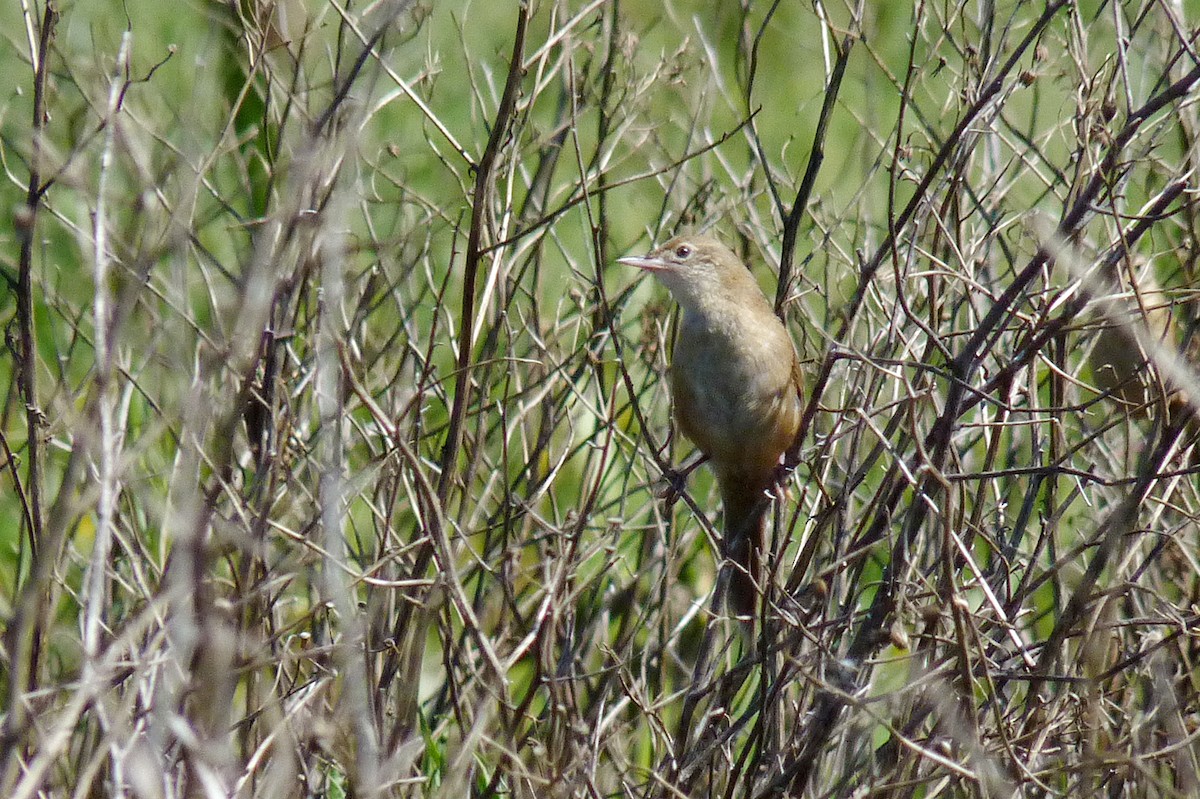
left=670, top=311, right=801, bottom=477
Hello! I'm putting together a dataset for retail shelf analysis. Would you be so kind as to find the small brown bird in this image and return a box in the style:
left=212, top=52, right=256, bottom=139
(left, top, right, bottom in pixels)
left=1088, top=268, right=1199, bottom=437
left=1089, top=269, right=1176, bottom=416
left=620, top=233, right=804, bottom=616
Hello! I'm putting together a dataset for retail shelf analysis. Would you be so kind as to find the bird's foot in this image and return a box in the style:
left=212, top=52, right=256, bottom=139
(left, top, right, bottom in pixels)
left=657, top=454, right=706, bottom=505
left=658, top=467, right=688, bottom=506
left=770, top=462, right=796, bottom=497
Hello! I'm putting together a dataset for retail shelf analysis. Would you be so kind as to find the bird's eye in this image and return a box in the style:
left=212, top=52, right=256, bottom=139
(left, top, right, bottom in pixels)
left=674, top=245, right=692, bottom=259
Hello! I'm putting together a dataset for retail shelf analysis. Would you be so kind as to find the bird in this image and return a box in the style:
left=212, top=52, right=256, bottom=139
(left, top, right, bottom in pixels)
left=1088, top=268, right=1177, bottom=417
left=620, top=233, right=804, bottom=617
left=1088, top=266, right=1199, bottom=440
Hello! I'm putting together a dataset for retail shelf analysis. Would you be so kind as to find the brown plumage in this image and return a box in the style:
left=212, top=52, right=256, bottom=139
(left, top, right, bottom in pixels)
left=620, top=234, right=804, bottom=616
left=1089, top=271, right=1177, bottom=417
left=1089, top=268, right=1200, bottom=439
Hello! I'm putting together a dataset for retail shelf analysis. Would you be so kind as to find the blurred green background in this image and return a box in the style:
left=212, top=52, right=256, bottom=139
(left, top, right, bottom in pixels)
left=4, top=1, right=1200, bottom=796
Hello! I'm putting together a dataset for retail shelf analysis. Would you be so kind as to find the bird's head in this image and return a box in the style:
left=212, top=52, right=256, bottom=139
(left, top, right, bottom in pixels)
left=618, top=233, right=753, bottom=313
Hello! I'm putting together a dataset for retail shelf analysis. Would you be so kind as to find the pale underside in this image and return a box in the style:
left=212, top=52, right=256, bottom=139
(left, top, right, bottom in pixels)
left=670, top=308, right=802, bottom=484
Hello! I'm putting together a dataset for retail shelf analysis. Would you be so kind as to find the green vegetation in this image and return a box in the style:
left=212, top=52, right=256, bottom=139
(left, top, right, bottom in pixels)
left=3, top=1, right=1200, bottom=796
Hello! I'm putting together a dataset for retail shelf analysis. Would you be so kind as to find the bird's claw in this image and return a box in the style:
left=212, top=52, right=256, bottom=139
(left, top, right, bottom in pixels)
left=658, top=468, right=687, bottom=505
left=771, top=462, right=797, bottom=495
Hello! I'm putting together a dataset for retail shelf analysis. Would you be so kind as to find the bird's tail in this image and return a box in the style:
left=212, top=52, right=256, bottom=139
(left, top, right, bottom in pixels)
left=720, top=474, right=775, bottom=618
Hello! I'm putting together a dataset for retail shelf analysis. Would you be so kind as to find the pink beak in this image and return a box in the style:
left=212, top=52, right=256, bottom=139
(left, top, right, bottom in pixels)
left=617, top=254, right=670, bottom=272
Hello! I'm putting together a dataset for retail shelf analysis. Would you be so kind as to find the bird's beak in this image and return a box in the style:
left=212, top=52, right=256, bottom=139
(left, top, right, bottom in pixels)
left=618, top=254, right=669, bottom=272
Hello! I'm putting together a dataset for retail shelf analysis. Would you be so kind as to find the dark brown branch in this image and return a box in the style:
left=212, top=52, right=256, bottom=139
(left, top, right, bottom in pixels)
left=14, top=1, right=56, bottom=569
left=775, top=31, right=856, bottom=315
left=436, top=2, right=529, bottom=502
